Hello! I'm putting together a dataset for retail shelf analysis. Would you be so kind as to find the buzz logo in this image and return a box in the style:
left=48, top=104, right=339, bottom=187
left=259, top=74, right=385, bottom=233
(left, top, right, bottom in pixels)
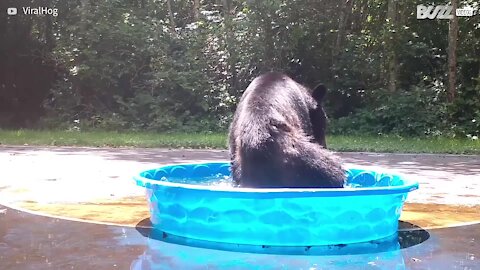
left=417, top=5, right=453, bottom=19
left=417, top=5, right=477, bottom=19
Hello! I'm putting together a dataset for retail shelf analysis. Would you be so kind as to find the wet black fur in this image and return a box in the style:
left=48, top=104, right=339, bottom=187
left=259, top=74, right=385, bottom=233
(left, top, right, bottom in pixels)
left=228, top=72, right=345, bottom=188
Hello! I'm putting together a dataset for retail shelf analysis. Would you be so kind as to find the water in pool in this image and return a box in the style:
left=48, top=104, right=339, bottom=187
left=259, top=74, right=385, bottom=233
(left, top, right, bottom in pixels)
left=161, top=174, right=361, bottom=188
left=160, top=174, right=236, bottom=187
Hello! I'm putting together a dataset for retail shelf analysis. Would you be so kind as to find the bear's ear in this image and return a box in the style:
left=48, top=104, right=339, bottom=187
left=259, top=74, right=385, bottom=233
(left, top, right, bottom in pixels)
left=312, top=84, right=327, bottom=102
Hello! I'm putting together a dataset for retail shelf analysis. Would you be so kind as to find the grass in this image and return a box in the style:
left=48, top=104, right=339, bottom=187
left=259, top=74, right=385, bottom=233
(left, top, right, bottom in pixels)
left=329, top=135, right=480, bottom=154
left=0, top=129, right=479, bottom=154
left=0, top=129, right=227, bottom=149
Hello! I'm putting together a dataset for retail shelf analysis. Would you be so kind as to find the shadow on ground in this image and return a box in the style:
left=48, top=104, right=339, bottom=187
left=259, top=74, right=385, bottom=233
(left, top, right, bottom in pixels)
left=135, top=218, right=429, bottom=256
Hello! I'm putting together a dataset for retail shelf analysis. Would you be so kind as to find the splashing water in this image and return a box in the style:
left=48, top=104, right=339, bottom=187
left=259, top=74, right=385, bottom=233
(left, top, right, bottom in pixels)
left=159, top=175, right=360, bottom=189
left=160, top=174, right=236, bottom=187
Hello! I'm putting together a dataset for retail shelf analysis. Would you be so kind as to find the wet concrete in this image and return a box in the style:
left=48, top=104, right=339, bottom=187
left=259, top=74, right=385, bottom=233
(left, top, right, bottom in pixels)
left=0, top=206, right=479, bottom=270
left=0, top=206, right=145, bottom=270
left=0, top=146, right=479, bottom=269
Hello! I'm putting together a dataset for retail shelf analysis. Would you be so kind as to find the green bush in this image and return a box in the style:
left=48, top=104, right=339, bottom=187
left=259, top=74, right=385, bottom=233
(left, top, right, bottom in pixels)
left=448, top=82, right=480, bottom=137
left=329, top=84, right=449, bottom=137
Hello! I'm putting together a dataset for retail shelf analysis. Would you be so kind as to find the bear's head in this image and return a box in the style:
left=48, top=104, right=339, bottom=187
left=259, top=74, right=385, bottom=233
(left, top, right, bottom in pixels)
left=310, top=84, right=328, bottom=148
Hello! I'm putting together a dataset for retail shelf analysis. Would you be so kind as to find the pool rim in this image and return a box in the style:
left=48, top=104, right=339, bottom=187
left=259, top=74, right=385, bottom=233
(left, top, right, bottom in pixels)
left=133, top=162, right=419, bottom=197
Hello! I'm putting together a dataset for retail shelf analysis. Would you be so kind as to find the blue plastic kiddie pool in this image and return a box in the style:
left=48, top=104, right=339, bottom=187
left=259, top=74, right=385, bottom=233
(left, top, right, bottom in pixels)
left=134, top=162, right=418, bottom=247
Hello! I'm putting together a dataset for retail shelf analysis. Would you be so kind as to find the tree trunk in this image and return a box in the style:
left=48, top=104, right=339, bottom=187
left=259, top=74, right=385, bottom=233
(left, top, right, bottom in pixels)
left=222, top=0, right=238, bottom=97
left=44, top=15, right=54, bottom=50
left=448, top=0, right=459, bottom=102
left=387, top=0, right=397, bottom=93
left=79, top=0, right=90, bottom=32
left=478, top=61, right=480, bottom=80
left=262, top=8, right=275, bottom=70
left=166, top=0, right=176, bottom=34
left=193, top=0, right=200, bottom=21
left=41, top=0, right=54, bottom=50
left=333, top=0, right=354, bottom=59
left=43, top=0, right=54, bottom=51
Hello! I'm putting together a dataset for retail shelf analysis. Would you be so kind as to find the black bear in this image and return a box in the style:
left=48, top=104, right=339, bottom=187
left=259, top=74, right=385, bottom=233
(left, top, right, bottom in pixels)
left=228, top=72, right=345, bottom=188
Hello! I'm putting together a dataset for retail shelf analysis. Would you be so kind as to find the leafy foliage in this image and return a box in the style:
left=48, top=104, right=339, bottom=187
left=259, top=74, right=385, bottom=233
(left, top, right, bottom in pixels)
left=330, top=84, right=449, bottom=136
left=0, top=0, right=479, bottom=138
